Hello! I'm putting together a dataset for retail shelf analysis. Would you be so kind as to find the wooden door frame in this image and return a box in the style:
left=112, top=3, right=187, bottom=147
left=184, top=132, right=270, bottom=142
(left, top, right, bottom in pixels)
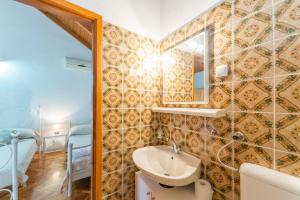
left=15, top=0, right=103, bottom=199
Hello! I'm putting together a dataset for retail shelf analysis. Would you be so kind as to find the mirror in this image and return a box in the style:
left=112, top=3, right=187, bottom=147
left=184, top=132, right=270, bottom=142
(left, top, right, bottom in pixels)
left=162, top=31, right=209, bottom=104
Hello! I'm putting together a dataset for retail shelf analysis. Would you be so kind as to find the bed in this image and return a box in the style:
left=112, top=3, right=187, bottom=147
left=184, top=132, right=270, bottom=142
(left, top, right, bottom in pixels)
left=61, top=124, right=91, bottom=196
left=0, top=128, right=41, bottom=199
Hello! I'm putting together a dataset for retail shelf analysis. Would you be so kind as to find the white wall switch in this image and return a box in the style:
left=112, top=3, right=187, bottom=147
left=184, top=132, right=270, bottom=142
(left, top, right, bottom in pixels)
left=215, top=64, right=228, bottom=78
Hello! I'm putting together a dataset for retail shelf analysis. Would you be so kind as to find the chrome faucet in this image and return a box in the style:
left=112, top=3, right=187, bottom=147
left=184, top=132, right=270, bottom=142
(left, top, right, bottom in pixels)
left=170, top=138, right=180, bottom=154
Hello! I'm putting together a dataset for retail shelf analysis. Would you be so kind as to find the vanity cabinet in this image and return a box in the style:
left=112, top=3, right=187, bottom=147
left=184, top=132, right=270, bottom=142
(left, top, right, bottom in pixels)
left=136, top=171, right=197, bottom=200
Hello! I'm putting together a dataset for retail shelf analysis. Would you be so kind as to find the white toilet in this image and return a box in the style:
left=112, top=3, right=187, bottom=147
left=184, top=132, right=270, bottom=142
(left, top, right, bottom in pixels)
left=240, top=163, right=300, bottom=200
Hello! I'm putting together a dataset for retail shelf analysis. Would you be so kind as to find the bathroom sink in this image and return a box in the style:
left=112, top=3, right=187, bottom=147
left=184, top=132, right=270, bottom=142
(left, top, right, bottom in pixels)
left=132, top=145, right=201, bottom=187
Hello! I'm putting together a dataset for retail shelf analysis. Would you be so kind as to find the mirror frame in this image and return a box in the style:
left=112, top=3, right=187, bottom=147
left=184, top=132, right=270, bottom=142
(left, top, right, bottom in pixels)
left=162, top=31, right=209, bottom=105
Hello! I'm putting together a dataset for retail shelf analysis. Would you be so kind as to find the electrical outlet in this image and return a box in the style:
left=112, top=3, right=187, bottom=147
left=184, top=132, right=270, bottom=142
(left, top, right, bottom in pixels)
left=215, top=64, right=228, bottom=78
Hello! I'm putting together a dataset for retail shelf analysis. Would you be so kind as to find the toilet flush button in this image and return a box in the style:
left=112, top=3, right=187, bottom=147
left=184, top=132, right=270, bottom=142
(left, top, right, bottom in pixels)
left=216, top=64, right=228, bottom=78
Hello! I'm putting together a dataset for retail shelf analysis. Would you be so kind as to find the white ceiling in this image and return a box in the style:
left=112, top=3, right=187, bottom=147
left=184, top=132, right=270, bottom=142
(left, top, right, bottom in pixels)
left=67, top=0, right=223, bottom=41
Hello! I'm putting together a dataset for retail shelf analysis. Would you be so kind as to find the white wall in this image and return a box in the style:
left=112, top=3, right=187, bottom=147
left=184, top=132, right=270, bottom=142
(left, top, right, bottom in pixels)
left=160, top=0, right=223, bottom=39
left=67, top=0, right=161, bottom=40
left=67, top=0, right=222, bottom=40
left=0, top=0, right=92, bottom=128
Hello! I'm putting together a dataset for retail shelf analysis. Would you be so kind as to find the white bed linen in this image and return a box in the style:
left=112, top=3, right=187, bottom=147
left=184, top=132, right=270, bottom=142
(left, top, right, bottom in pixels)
left=68, top=134, right=91, bottom=171
left=0, top=139, right=37, bottom=188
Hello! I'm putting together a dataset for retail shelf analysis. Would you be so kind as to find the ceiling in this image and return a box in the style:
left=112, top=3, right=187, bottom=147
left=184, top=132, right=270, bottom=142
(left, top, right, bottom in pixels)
left=67, top=0, right=222, bottom=41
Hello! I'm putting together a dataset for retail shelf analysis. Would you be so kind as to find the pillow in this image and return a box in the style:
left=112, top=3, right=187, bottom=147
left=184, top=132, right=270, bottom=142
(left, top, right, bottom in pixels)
left=1, top=128, right=35, bottom=141
left=69, top=124, right=91, bottom=136
left=0, top=130, right=12, bottom=144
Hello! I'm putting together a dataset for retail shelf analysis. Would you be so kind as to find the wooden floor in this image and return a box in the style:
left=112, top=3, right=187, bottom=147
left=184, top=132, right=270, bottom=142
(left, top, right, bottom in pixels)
left=0, top=151, right=91, bottom=200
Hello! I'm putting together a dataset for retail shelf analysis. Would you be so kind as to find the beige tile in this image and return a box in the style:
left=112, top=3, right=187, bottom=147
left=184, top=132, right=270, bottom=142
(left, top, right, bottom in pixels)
left=275, top=75, right=300, bottom=113
left=103, top=23, right=123, bottom=46
left=275, top=0, right=300, bottom=39
left=102, top=171, right=122, bottom=196
left=103, top=130, right=122, bottom=153
left=103, top=109, right=123, bottom=130
left=234, top=112, right=273, bottom=147
left=275, top=151, right=300, bottom=178
left=186, top=131, right=206, bottom=156
left=234, top=79, right=273, bottom=112
left=209, top=83, right=232, bottom=110
left=103, top=150, right=123, bottom=174
left=234, top=42, right=273, bottom=80
left=275, top=114, right=300, bottom=154
left=234, top=8, right=272, bottom=51
left=234, top=143, right=273, bottom=169
left=210, top=27, right=232, bottom=59
left=206, top=136, right=233, bottom=163
left=123, top=128, right=140, bottom=148
left=207, top=0, right=232, bottom=32
left=275, top=34, right=300, bottom=75
left=207, top=113, right=233, bottom=139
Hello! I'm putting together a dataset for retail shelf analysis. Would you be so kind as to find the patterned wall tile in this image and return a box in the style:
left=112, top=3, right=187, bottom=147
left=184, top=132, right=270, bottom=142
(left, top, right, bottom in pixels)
left=103, top=88, right=123, bottom=109
left=103, top=151, right=123, bottom=174
left=123, top=147, right=137, bottom=168
left=103, top=130, right=122, bottom=153
left=186, top=131, right=205, bottom=156
left=184, top=15, right=206, bottom=40
left=123, top=65, right=140, bottom=89
left=123, top=184, right=135, bottom=200
left=275, top=34, right=300, bottom=75
left=123, top=89, right=140, bottom=108
left=212, top=191, right=231, bottom=200
left=234, top=143, right=273, bottom=168
left=103, top=109, right=123, bottom=130
left=275, top=75, right=300, bottom=113
left=141, top=126, right=155, bottom=144
left=206, top=136, right=232, bottom=163
left=103, top=45, right=123, bottom=66
left=123, top=51, right=140, bottom=67
left=207, top=114, right=233, bottom=139
left=234, top=8, right=272, bottom=51
left=123, top=128, right=140, bottom=148
left=160, top=113, right=170, bottom=125
left=140, top=109, right=153, bottom=126
left=275, top=114, right=300, bottom=154
left=207, top=0, right=232, bottom=32
left=234, top=79, right=273, bottom=112
left=234, top=0, right=272, bottom=22
left=103, top=192, right=122, bottom=200
left=124, top=31, right=140, bottom=50
left=209, top=83, right=232, bottom=110
left=186, top=115, right=205, bottom=131
left=171, top=114, right=185, bottom=128
left=210, top=27, right=232, bottom=59
left=170, top=29, right=186, bottom=48
left=171, top=128, right=186, bottom=148
left=123, top=109, right=140, bottom=128
left=102, top=171, right=122, bottom=196
left=275, top=0, right=300, bottom=39
left=275, top=151, right=300, bottom=177
left=103, top=66, right=122, bottom=88
left=206, top=162, right=233, bottom=198
left=234, top=112, right=273, bottom=147
left=123, top=166, right=138, bottom=186
left=103, top=23, right=123, bottom=45
left=234, top=42, right=273, bottom=80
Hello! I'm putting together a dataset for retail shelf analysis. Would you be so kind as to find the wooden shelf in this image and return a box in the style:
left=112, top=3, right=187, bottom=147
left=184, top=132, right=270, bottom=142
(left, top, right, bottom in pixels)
left=151, top=107, right=226, bottom=118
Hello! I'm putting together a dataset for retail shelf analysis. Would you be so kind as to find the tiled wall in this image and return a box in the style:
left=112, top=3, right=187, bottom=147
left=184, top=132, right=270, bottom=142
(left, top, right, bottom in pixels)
left=163, top=48, right=194, bottom=102
left=158, top=0, right=300, bottom=200
left=101, top=22, right=160, bottom=200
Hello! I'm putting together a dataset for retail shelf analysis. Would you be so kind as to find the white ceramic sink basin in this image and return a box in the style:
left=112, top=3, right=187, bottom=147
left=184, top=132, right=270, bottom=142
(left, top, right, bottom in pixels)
left=132, top=145, right=201, bottom=187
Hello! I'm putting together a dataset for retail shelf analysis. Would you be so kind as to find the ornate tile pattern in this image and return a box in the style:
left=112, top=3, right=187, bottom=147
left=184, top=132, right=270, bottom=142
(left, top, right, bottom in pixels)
left=275, top=34, right=300, bottom=75
left=234, top=79, right=273, bottom=112
left=234, top=42, right=273, bottom=80
left=275, top=75, right=300, bottom=113
left=234, top=0, right=272, bottom=21
left=276, top=114, right=300, bottom=154
left=234, top=9, right=272, bottom=51
left=157, top=2, right=300, bottom=200
left=234, top=112, right=273, bottom=146
left=275, top=0, right=300, bottom=39
left=101, top=22, right=159, bottom=198
left=275, top=151, right=300, bottom=177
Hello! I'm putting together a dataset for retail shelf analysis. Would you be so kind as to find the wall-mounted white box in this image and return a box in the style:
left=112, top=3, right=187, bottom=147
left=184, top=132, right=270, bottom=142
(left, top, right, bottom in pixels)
left=215, top=64, right=228, bottom=78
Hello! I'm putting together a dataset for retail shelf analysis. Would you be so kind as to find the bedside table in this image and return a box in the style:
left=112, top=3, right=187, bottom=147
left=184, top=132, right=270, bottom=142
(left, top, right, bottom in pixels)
left=42, top=134, right=67, bottom=153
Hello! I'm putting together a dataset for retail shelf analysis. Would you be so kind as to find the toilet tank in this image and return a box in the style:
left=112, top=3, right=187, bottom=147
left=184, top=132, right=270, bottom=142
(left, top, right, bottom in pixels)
left=240, top=163, right=300, bottom=200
